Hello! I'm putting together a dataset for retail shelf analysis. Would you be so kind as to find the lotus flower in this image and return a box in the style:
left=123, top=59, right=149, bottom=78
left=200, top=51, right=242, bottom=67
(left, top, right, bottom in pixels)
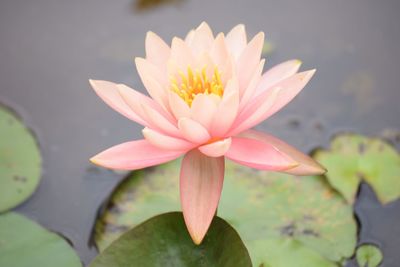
left=89, top=22, right=326, bottom=244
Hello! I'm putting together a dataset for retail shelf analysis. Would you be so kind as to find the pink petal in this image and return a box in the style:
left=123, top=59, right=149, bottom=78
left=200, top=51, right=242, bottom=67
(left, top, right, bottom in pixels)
left=145, top=31, right=170, bottom=70
left=230, top=69, right=316, bottom=135
left=198, top=138, right=232, bottom=157
left=210, top=79, right=240, bottom=137
left=168, top=91, right=191, bottom=119
left=237, top=32, right=264, bottom=95
left=169, top=37, right=195, bottom=74
left=238, top=130, right=326, bottom=175
left=89, top=80, right=147, bottom=125
left=135, top=57, right=168, bottom=107
left=255, top=59, right=302, bottom=95
left=180, top=149, right=225, bottom=244
left=191, top=94, right=218, bottom=130
left=226, top=24, right=247, bottom=60
left=228, top=87, right=279, bottom=136
left=140, top=102, right=181, bottom=137
left=225, top=137, right=298, bottom=171
left=188, top=22, right=214, bottom=54
left=142, top=127, right=195, bottom=151
left=178, top=118, right=210, bottom=144
left=258, top=69, right=316, bottom=119
left=238, top=59, right=265, bottom=111
left=185, top=29, right=195, bottom=44
left=117, top=84, right=175, bottom=123
left=90, top=140, right=184, bottom=170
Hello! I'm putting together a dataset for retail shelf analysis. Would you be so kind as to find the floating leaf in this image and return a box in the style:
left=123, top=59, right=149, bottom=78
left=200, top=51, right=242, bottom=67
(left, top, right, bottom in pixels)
left=94, top=161, right=356, bottom=266
left=0, top=105, right=42, bottom=212
left=356, top=244, right=383, bottom=267
left=0, top=212, right=81, bottom=267
left=313, top=133, right=400, bottom=204
left=90, top=212, right=252, bottom=267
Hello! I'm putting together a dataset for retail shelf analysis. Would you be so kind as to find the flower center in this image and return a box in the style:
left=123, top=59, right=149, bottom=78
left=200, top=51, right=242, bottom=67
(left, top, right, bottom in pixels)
left=170, top=66, right=224, bottom=106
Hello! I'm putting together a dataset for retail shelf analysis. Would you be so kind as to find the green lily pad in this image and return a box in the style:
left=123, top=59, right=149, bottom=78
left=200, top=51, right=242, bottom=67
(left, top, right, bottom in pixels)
left=0, top=105, right=42, bottom=212
left=0, top=212, right=81, bottom=267
left=356, top=244, right=383, bottom=267
left=94, top=160, right=356, bottom=267
left=313, top=133, right=400, bottom=204
left=90, top=212, right=252, bottom=267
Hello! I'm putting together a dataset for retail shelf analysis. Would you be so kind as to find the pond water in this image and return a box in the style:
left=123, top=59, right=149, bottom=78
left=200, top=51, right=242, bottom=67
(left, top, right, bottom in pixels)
left=0, top=0, right=399, bottom=265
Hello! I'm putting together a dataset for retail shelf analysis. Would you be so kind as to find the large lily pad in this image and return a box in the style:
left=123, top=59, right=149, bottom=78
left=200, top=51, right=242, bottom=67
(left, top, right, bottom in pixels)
left=313, top=133, right=400, bottom=204
left=356, top=244, right=383, bottom=267
left=94, top=160, right=356, bottom=267
left=90, top=212, right=252, bottom=267
left=0, top=105, right=42, bottom=212
left=0, top=212, right=81, bottom=267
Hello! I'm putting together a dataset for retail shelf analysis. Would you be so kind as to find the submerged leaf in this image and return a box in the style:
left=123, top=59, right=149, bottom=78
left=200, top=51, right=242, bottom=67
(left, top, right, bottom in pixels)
left=313, top=133, right=400, bottom=204
left=0, top=212, right=81, bottom=267
left=94, top=161, right=356, bottom=266
left=90, top=212, right=252, bottom=267
left=0, top=105, right=42, bottom=212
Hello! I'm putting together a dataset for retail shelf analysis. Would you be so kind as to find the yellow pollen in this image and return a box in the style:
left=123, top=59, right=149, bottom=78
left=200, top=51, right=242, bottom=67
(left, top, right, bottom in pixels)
left=170, top=66, right=224, bottom=106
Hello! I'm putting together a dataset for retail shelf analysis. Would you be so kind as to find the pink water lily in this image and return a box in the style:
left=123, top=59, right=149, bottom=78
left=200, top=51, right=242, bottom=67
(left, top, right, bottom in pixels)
left=90, top=22, right=326, bottom=244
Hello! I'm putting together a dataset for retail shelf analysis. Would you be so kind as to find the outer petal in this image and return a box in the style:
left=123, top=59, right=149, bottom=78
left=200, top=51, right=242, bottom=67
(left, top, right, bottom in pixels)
left=239, top=130, right=326, bottom=175
left=198, top=138, right=232, bottom=157
left=238, top=59, right=265, bottom=111
left=142, top=127, right=195, bottom=151
left=180, top=149, right=225, bottom=244
left=89, top=80, right=147, bottom=126
left=135, top=57, right=168, bottom=107
left=230, top=69, right=316, bottom=135
left=178, top=118, right=210, bottom=144
left=90, top=140, right=184, bottom=170
left=237, top=32, right=264, bottom=95
left=255, top=59, right=302, bottom=95
left=226, top=24, right=247, bottom=60
left=145, top=31, right=170, bottom=70
left=225, top=137, right=298, bottom=171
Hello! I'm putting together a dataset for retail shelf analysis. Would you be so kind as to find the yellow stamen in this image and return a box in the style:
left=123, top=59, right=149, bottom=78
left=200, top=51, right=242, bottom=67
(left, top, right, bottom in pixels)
left=171, top=66, right=224, bottom=106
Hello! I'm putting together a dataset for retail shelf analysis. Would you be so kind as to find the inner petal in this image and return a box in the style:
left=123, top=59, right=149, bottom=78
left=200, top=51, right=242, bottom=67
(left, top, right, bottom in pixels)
left=170, top=66, right=224, bottom=106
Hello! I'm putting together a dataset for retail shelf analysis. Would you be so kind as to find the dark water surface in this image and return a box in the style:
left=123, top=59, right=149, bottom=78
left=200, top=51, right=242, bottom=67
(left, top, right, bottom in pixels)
left=0, top=0, right=399, bottom=265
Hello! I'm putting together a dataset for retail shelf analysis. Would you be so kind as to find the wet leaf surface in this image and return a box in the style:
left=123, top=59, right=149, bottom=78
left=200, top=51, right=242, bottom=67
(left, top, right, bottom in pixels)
left=0, top=212, right=81, bottom=267
left=313, top=133, right=400, bottom=204
left=90, top=212, right=252, bottom=267
left=94, top=160, right=356, bottom=266
left=0, top=105, right=42, bottom=212
left=356, top=244, right=383, bottom=267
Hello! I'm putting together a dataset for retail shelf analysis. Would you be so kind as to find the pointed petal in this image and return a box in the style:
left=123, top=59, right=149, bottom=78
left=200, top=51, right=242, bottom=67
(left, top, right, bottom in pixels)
left=229, top=87, right=279, bottom=136
left=210, top=78, right=240, bottom=137
left=135, top=57, right=168, bottom=107
left=226, top=24, right=247, bottom=60
left=140, top=102, right=181, bottom=137
left=168, top=91, right=191, bottom=119
left=198, top=138, right=231, bottom=157
left=189, top=22, right=214, bottom=53
left=180, top=150, right=225, bottom=244
left=178, top=118, right=210, bottom=144
left=142, top=127, right=195, bottom=151
left=255, top=59, right=302, bottom=95
left=191, top=94, right=218, bottom=130
left=237, top=32, right=264, bottom=95
left=238, top=59, right=265, bottom=111
left=225, top=137, right=298, bottom=171
left=145, top=31, right=170, bottom=70
left=90, top=140, right=184, bottom=170
left=169, top=37, right=195, bottom=73
left=239, top=130, right=326, bottom=175
left=89, top=80, right=147, bottom=125
left=258, top=69, right=316, bottom=119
